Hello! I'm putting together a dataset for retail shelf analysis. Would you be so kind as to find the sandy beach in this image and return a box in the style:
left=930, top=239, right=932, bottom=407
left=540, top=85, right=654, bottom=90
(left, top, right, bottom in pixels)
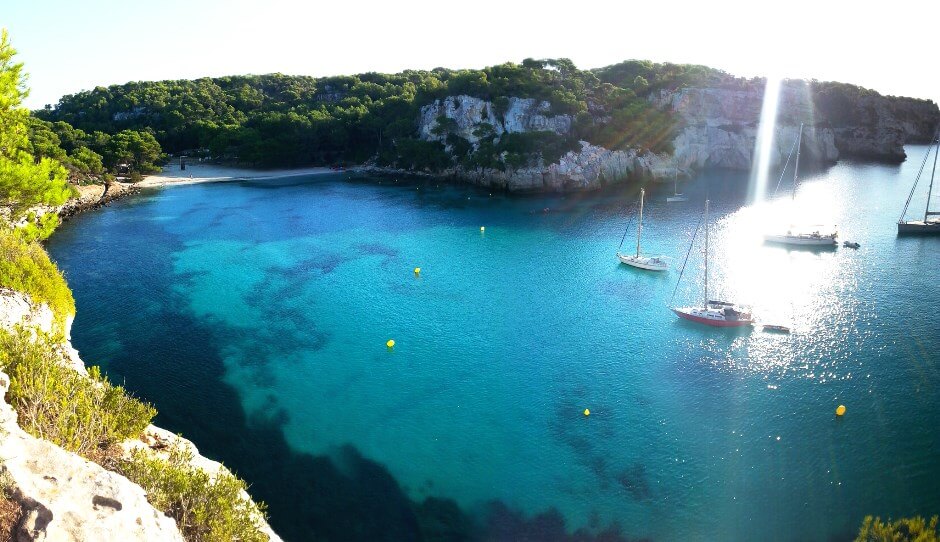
left=139, top=163, right=336, bottom=188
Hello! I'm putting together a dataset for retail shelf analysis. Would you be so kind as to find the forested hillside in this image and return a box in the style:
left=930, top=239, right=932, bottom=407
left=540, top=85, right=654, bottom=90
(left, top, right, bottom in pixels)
left=34, top=59, right=938, bottom=176
left=32, top=61, right=738, bottom=170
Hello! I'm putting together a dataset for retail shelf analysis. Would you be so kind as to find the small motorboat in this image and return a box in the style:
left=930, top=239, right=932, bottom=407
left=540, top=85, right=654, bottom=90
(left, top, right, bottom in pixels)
left=843, top=241, right=860, bottom=249
left=761, top=324, right=791, bottom=334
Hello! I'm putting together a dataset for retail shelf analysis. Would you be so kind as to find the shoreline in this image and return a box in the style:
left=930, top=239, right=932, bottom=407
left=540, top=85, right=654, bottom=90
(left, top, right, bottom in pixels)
left=138, top=163, right=338, bottom=188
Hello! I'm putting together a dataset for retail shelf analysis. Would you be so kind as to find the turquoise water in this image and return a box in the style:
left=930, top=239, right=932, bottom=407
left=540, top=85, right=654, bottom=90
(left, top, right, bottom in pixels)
left=47, top=152, right=940, bottom=541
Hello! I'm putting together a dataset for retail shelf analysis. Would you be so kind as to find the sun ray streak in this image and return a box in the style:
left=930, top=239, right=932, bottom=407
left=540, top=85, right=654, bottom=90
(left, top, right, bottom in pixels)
left=749, top=75, right=782, bottom=203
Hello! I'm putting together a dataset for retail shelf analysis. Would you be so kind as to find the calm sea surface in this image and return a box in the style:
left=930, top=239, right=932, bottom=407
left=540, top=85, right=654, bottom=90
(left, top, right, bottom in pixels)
left=47, top=149, right=940, bottom=541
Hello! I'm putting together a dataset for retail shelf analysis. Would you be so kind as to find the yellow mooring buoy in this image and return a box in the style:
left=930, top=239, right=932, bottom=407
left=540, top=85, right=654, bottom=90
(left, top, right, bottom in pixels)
left=414, top=267, right=421, bottom=275
left=386, top=339, right=395, bottom=349
left=836, top=405, right=846, bottom=416
left=583, top=408, right=590, bottom=417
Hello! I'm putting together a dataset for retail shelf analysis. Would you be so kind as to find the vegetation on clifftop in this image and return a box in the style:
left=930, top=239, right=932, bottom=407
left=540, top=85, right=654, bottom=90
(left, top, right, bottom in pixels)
left=35, top=56, right=938, bottom=177
left=34, top=59, right=697, bottom=172
left=0, top=228, right=74, bottom=327
left=855, top=515, right=939, bottom=541
left=0, top=329, right=155, bottom=463
left=120, top=445, right=269, bottom=542
left=0, top=327, right=272, bottom=541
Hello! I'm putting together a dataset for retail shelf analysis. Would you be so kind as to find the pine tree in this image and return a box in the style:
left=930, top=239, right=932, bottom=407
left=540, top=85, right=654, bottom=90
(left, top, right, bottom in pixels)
left=0, top=29, right=73, bottom=239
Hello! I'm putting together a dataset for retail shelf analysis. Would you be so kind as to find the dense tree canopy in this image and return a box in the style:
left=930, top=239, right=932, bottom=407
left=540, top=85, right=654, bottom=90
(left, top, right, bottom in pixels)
left=36, top=60, right=689, bottom=172
left=34, top=56, right=934, bottom=176
left=0, top=30, right=73, bottom=240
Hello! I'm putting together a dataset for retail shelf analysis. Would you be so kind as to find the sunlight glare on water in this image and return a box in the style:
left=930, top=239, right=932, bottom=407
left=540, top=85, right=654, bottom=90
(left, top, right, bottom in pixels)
left=47, top=152, right=940, bottom=542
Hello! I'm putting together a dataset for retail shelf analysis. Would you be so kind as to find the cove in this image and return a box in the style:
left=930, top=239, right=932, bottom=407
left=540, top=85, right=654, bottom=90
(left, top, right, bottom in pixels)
left=46, top=154, right=940, bottom=541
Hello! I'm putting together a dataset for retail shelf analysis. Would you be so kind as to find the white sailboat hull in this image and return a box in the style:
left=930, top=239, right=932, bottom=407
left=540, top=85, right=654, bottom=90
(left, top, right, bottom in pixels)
left=764, top=233, right=837, bottom=246
left=672, top=304, right=753, bottom=327
left=666, top=195, right=688, bottom=202
left=617, top=253, right=668, bottom=271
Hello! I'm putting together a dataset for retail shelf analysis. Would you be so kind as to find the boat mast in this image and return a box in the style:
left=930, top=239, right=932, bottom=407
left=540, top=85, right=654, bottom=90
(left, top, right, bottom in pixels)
left=674, top=165, right=679, bottom=196
left=703, top=199, right=709, bottom=307
left=636, top=189, right=644, bottom=257
left=925, top=134, right=940, bottom=222
left=792, top=123, right=803, bottom=201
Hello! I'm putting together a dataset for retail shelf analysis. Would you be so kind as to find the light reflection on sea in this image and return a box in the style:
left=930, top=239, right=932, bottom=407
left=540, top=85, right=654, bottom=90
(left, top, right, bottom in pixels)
left=47, top=148, right=940, bottom=541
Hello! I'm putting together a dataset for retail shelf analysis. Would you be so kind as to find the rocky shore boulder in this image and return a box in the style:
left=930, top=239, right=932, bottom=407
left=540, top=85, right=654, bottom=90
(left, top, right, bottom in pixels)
left=0, top=370, right=185, bottom=542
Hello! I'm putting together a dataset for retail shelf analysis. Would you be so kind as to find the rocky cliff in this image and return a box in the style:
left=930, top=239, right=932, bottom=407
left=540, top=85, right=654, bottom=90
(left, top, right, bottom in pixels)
left=413, top=82, right=938, bottom=192
left=418, top=96, right=572, bottom=144
left=0, top=289, right=281, bottom=542
left=650, top=84, right=840, bottom=170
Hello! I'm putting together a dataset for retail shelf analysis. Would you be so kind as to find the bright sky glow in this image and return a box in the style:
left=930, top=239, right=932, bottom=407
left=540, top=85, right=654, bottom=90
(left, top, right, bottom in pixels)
left=4, top=0, right=939, bottom=109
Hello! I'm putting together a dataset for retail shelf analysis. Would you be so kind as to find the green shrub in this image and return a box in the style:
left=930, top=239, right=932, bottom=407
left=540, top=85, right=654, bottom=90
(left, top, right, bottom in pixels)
left=856, top=515, right=939, bottom=542
left=120, top=445, right=269, bottom=542
left=0, top=228, right=75, bottom=329
left=0, top=328, right=156, bottom=463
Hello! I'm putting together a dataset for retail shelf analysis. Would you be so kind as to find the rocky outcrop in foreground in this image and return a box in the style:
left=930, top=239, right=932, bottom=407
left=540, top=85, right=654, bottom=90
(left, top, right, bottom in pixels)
left=0, top=290, right=281, bottom=542
left=0, top=369, right=185, bottom=541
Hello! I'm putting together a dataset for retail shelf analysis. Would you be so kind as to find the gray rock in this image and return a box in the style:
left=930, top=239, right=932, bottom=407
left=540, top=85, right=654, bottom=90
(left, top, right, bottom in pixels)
left=0, top=370, right=185, bottom=542
left=419, top=95, right=571, bottom=145
left=0, top=291, right=282, bottom=541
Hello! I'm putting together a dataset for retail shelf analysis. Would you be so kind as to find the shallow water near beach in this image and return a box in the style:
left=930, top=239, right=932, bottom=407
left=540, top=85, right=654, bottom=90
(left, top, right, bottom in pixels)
left=47, top=150, right=940, bottom=541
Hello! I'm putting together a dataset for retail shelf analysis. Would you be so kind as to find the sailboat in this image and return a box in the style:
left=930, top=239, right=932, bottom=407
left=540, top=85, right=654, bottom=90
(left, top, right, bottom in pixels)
left=897, top=127, right=940, bottom=235
left=666, top=165, right=687, bottom=202
left=672, top=199, right=753, bottom=327
left=617, top=188, right=668, bottom=271
left=763, top=123, right=838, bottom=247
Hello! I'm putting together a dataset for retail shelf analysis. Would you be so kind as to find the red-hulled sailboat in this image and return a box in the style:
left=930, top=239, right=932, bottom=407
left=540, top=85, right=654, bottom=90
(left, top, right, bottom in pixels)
left=672, top=199, right=753, bottom=327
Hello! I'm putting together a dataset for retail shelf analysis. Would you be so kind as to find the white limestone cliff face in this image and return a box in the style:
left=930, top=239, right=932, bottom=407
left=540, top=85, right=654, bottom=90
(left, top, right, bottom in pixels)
left=447, top=142, right=633, bottom=191
left=0, top=289, right=281, bottom=542
left=417, top=96, right=669, bottom=191
left=412, top=91, right=836, bottom=192
left=410, top=83, right=933, bottom=192
left=448, top=142, right=676, bottom=192
left=0, top=289, right=55, bottom=337
left=419, top=95, right=571, bottom=144
left=649, top=85, right=841, bottom=171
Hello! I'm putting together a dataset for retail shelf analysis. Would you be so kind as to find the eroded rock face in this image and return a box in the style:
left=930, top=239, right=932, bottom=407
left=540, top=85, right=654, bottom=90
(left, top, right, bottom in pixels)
left=419, top=95, right=572, bottom=144
left=650, top=84, right=841, bottom=170
left=0, top=371, right=185, bottom=542
left=0, top=289, right=55, bottom=337
left=407, top=81, right=936, bottom=192
left=0, top=290, right=85, bottom=376
left=451, top=142, right=663, bottom=192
